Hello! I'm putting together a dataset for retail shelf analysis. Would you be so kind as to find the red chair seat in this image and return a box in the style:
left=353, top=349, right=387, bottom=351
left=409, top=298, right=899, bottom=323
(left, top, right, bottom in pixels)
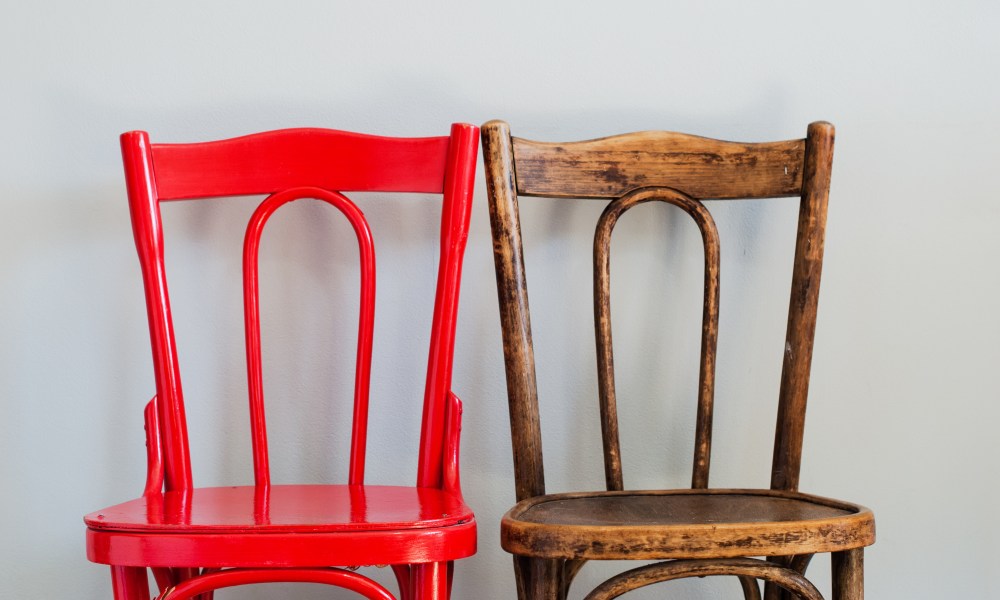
left=86, top=485, right=476, bottom=567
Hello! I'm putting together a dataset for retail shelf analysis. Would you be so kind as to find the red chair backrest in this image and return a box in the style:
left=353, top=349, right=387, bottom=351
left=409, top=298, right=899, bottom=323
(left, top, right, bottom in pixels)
left=121, top=125, right=479, bottom=493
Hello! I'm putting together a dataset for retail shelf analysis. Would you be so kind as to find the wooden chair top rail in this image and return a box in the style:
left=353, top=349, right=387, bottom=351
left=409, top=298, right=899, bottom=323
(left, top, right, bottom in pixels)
left=507, top=126, right=808, bottom=200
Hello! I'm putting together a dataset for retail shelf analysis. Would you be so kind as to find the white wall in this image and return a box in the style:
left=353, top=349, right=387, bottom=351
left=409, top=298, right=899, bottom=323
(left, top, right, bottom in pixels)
left=2, top=1, right=998, bottom=598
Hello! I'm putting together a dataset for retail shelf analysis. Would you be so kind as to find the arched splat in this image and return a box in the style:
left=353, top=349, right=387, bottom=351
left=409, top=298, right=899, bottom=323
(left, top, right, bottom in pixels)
left=243, top=187, right=376, bottom=489
left=593, top=187, right=720, bottom=491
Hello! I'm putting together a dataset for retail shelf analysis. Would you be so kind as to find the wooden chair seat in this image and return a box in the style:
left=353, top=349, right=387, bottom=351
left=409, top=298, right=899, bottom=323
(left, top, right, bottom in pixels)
left=86, top=485, right=476, bottom=567
left=502, top=489, right=873, bottom=560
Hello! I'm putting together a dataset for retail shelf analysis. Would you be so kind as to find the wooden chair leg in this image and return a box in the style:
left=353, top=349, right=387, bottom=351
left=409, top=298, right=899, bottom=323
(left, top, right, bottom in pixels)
left=110, top=566, right=150, bottom=600
left=513, top=556, right=530, bottom=600
left=739, top=575, right=762, bottom=600
left=763, top=558, right=787, bottom=600
left=514, top=557, right=569, bottom=600
left=832, top=549, right=863, bottom=600
left=764, top=554, right=814, bottom=600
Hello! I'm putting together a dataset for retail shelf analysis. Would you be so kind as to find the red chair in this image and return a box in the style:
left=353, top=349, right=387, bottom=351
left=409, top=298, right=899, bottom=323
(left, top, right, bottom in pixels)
left=85, top=124, right=479, bottom=600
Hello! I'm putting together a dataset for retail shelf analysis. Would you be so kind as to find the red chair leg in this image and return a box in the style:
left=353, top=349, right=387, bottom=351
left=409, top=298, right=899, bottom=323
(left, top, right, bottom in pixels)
left=392, top=565, right=414, bottom=600
left=413, top=562, right=449, bottom=600
left=110, top=566, right=150, bottom=600
left=150, top=567, right=175, bottom=595
left=197, top=568, right=221, bottom=600
left=168, top=567, right=211, bottom=600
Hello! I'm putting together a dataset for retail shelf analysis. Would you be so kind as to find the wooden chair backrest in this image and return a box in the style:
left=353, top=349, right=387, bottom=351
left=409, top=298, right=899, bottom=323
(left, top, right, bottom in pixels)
left=482, top=121, right=834, bottom=501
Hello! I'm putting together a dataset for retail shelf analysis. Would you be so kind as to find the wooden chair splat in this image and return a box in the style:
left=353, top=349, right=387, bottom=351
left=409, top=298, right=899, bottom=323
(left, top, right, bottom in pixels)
left=593, top=187, right=720, bottom=491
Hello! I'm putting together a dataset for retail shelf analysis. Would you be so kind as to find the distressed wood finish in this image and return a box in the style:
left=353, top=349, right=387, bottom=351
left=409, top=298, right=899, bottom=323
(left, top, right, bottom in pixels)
left=483, top=120, right=874, bottom=600
left=770, top=121, right=836, bottom=492
left=763, top=553, right=815, bottom=600
left=483, top=121, right=547, bottom=503
left=740, top=574, right=764, bottom=600
left=582, top=558, right=824, bottom=600
left=501, top=489, right=874, bottom=560
left=594, top=187, right=720, bottom=490
left=832, top=549, right=864, bottom=600
left=513, top=132, right=805, bottom=200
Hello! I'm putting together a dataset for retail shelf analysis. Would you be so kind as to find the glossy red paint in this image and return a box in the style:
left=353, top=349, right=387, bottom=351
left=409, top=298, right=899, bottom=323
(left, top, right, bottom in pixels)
left=242, top=186, right=377, bottom=488
left=86, top=124, right=479, bottom=599
left=152, top=128, right=453, bottom=201
left=87, top=485, right=473, bottom=533
left=86, top=518, right=477, bottom=568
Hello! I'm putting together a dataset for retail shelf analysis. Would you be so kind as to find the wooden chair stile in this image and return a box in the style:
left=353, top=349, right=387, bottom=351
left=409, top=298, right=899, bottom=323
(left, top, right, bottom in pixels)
left=482, top=120, right=874, bottom=600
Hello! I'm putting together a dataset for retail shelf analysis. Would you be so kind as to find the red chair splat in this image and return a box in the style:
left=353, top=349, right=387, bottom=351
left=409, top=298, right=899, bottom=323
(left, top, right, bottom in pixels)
left=85, top=124, right=479, bottom=600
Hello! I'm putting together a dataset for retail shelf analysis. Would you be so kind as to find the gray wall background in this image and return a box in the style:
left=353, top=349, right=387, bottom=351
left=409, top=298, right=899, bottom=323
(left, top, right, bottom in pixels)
left=2, top=1, right=998, bottom=598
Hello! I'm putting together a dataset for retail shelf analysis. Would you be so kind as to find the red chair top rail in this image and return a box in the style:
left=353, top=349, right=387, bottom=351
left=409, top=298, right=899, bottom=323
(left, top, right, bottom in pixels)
left=135, top=128, right=453, bottom=201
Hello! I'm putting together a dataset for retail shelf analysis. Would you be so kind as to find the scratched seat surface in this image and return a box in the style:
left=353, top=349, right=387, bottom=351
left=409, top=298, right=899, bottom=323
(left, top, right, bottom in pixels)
left=502, top=489, right=873, bottom=560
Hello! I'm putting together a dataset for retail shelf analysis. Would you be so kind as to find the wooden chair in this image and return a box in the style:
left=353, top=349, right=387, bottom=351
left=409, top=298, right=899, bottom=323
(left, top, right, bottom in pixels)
left=482, top=120, right=874, bottom=600
left=84, top=124, right=479, bottom=600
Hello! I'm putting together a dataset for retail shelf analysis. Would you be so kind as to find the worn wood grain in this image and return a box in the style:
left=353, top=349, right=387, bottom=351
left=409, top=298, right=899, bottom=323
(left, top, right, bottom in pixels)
left=513, top=132, right=805, bottom=200
left=770, top=121, right=835, bottom=492
left=483, top=120, right=872, bottom=600
left=501, top=489, right=874, bottom=560
left=832, top=548, right=864, bottom=600
left=739, top=574, right=763, bottom=600
left=582, top=558, right=824, bottom=600
left=764, top=554, right=816, bottom=600
left=593, top=187, right=720, bottom=491
left=482, top=120, right=547, bottom=503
